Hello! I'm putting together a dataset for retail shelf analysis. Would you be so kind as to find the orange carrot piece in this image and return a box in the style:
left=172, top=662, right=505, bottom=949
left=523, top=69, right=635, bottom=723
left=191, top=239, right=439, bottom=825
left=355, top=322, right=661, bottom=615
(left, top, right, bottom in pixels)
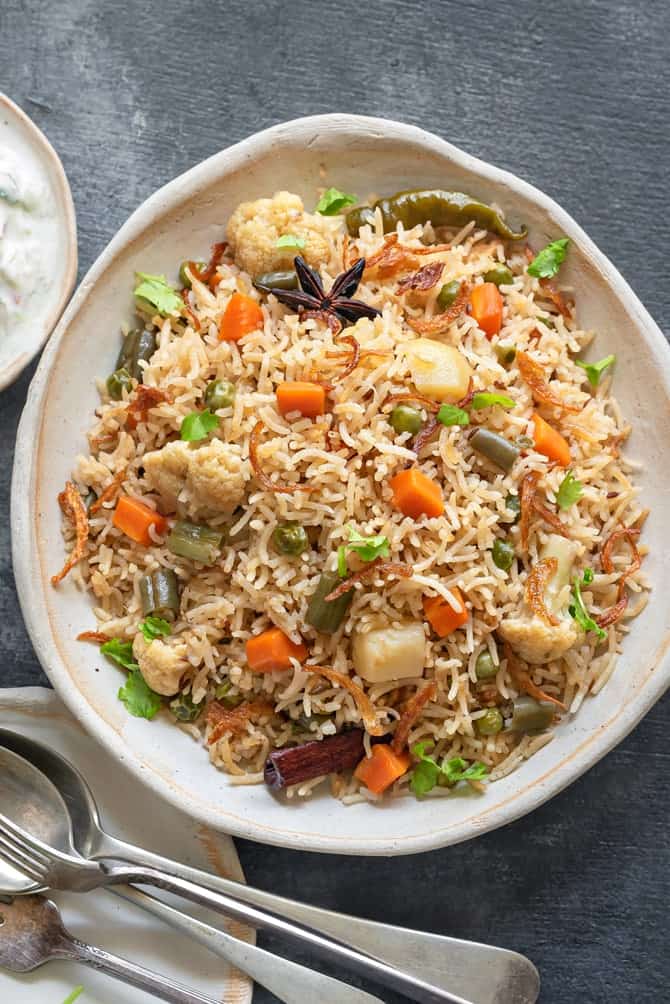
left=246, top=627, right=308, bottom=673
left=423, top=587, right=469, bottom=638
left=389, top=468, right=444, bottom=519
left=276, top=381, right=326, bottom=419
left=469, top=282, right=503, bottom=338
left=112, top=496, right=166, bottom=546
left=354, top=744, right=411, bottom=794
left=218, top=292, right=264, bottom=342
left=532, top=412, right=571, bottom=466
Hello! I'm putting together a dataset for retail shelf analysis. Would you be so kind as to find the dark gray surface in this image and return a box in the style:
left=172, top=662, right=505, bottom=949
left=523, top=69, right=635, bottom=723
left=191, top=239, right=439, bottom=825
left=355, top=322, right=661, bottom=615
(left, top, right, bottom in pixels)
left=2, top=1, right=669, bottom=1001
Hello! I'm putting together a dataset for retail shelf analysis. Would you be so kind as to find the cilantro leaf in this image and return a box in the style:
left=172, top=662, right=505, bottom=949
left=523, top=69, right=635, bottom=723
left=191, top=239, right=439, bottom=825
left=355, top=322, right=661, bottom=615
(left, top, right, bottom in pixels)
left=315, top=187, right=358, bottom=216
left=180, top=408, right=219, bottom=442
left=582, top=566, right=594, bottom=584
left=437, top=403, right=470, bottom=427
left=134, top=273, right=184, bottom=316
left=337, top=544, right=348, bottom=578
left=556, top=469, right=583, bottom=510
left=139, top=616, right=172, bottom=642
left=568, top=573, right=606, bottom=640
left=100, top=638, right=137, bottom=671
left=576, top=354, right=616, bottom=388
left=410, top=743, right=489, bottom=797
left=62, top=989, right=85, bottom=1004
left=118, top=669, right=162, bottom=719
left=471, top=392, right=516, bottom=411
left=527, top=238, right=570, bottom=279
left=276, top=234, right=306, bottom=250
left=346, top=526, right=390, bottom=562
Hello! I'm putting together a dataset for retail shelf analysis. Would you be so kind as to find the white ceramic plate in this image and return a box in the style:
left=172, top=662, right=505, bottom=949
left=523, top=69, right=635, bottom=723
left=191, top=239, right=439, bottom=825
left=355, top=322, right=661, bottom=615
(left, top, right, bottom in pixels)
left=0, top=94, right=77, bottom=390
left=0, top=687, right=252, bottom=1003
left=11, top=114, right=670, bottom=855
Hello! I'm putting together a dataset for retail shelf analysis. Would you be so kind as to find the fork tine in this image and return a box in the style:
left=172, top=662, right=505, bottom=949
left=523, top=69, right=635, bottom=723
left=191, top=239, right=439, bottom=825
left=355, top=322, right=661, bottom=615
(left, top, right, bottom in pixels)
left=0, top=831, right=47, bottom=877
left=0, top=813, right=52, bottom=865
left=0, top=837, right=46, bottom=885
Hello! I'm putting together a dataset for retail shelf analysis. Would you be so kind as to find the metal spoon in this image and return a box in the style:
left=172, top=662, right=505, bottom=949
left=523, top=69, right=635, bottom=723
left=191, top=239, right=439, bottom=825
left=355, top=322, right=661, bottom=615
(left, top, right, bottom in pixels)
left=0, top=728, right=541, bottom=1004
left=0, top=894, right=218, bottom=1003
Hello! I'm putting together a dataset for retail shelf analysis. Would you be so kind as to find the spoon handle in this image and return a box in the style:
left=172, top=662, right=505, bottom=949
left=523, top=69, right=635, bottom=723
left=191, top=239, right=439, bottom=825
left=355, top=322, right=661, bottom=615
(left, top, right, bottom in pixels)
left=112, top=885, right=385, bottom=1004
left=66, top=935, right=218, bottom=1003
left=104, top=861, right=472, bottom=1004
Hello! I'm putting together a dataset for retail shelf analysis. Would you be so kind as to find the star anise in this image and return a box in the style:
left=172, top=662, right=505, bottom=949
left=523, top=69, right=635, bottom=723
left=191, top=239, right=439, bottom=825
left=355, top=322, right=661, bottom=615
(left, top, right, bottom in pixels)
left=256, top=256, right=381, bottom=328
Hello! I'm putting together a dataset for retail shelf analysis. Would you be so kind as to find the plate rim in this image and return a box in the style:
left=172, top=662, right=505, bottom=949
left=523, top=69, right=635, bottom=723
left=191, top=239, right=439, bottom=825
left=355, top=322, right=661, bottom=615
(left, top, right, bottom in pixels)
left=12, top=113, right=670, bottom=854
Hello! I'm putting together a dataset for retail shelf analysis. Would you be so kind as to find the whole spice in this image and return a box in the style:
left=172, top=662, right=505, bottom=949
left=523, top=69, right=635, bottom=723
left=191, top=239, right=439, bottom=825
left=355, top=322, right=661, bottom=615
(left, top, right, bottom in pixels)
left=264, top=730, right=366, bottom=789
left=256, top=256, right=380, bottom=327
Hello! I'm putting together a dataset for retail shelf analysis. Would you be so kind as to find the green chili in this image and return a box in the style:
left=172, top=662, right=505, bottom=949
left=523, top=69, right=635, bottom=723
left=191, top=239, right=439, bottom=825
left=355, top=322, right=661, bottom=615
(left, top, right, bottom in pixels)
left=306, top=570, right=353, bottom=634
left=346, top=189, right=527, bottom=241
left=167, top=520, right=224, bottom=565
left=470, top=428, right=520, bottom=472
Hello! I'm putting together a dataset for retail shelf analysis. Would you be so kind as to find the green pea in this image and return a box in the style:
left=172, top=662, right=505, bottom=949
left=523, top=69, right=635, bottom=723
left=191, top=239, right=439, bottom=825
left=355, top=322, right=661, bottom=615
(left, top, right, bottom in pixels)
left=389, top=404, right=423, bottom=436
left=272, top=522, right=309, bottom=557
left=106, top=368, right=132, bottom=400
left=484, top=265, right=514, bottom=287
left=495, top=343, right=516, bottom=366
left=437, top=280, right=461, bottom=312
left=169, top=691, right=204, bottom=722
left=179, top=261, right=206, bottom=288
left=505, top=492, right=521, bottom=524
left=492, top=538, right=515, bottom=571
left=215, top=681, right=245, bottom=709
left=476, top=708, right=504, bottom=735
left=204, top=379, right=236, bottom=411
left=475, top=650, right=498, bottom=680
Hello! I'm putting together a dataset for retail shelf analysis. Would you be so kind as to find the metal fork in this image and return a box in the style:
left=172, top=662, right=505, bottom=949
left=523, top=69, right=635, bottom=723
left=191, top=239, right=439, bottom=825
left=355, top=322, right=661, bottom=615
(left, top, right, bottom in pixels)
left=0, top=811, right=473, bottom=1004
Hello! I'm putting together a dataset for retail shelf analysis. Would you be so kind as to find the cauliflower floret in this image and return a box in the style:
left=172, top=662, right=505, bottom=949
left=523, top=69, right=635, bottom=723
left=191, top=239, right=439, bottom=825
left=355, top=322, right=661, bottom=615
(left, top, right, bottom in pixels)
left=498, top=535, right=582, bottom=665
left=498, top=616, right=578, bottom=666
left=143, top=439, right=247, bottom=519
left=133, top=635, right=188, bottom=696
left=226, top=190, right=331, bottom=277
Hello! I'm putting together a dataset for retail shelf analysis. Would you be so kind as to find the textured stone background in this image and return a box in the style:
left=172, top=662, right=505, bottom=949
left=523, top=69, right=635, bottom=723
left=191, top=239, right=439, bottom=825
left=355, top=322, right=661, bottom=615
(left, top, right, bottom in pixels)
left=2, top=1, right=669, bottom=1001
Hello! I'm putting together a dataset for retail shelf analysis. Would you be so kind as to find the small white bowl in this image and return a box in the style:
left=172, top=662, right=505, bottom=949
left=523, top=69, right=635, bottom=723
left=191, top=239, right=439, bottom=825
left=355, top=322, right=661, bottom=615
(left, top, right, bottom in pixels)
left=12, top=115, right=670, bottom=854
left=0, top=94, right=77, bottom=390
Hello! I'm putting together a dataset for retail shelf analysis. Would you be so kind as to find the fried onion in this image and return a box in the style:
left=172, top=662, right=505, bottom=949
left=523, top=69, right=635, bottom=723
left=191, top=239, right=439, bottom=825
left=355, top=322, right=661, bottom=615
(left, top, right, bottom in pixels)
left=391, top=681, right=437, bottom=753
left=52, top=482, right=90, bottom=586
left=396, top=262, right=444, bottom=295
left=249, top=420, right=314, bottom=494
left=504, top=643, right=566, bottom=711
left=525, top=557, right=559, bottom=626
left=324, top=559, right=413, bottom=602
left=303, top=664, right=384, bottom=736
left=517, top=351, right=581, bottom=413
left=89, top=467, right=127, bottom=514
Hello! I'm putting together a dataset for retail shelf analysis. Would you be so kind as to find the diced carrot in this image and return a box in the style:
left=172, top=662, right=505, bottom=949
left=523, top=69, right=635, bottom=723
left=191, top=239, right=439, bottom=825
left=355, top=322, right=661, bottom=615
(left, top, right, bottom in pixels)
left=112, top=496, right=166, bottom=546
left=469, top=282, right=503, bottom=338
left=246, top=627, right=308, bottom=673
left=532, top=412, right=571, bottom=466
left=389, top=468, right=444, bottom=519
left=354, top=744, right=411, bottom=794
left=276, top=381, right=326, bottom=419
left=423, top=587, right=469, bottom=638
left=218, top=292, right=264, bottom=342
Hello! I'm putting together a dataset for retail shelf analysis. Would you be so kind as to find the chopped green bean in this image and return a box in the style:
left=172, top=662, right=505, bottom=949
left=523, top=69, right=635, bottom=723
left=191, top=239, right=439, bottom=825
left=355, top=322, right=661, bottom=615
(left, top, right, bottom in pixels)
left=510, top=695, right=555, bottom=733
left=167, top=521, right=223, bottom=565
left=495, top=343, right=516, bottom=366
left=476, top=708, right=504, bottom=735
left=505, top=492, right=521, bottom=523
left=272, top=522, right=309, bottom=557
left=470, top=428, right=520, bottom=472
left=492, top=538, right=515, bottom=571
left=306, top=570, right=353, bottom=634
left=115, top=328, right=157, bottom=382
left=139, top=569, right=180, bottom=617
left=475, top=650, right=498, bottom=680
left=204, top=379, right=236, bottom=410
left=389, top=404, right=423, bottom=435
left=254, top=270, right=300, bottom=291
